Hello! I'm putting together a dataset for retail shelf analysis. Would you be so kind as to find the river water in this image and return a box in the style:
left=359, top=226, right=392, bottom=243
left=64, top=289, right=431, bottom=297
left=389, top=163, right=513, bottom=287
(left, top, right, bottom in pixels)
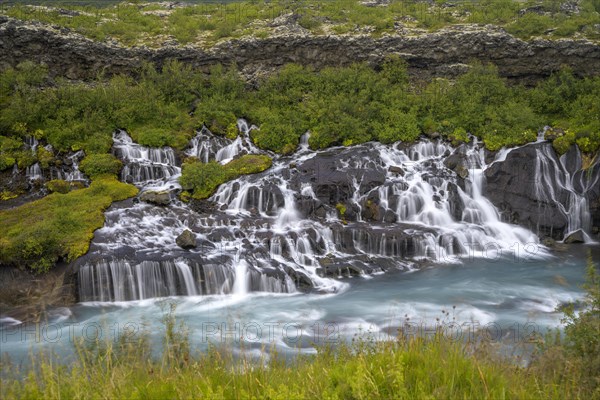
left=1, top=122, right=597, bottom=364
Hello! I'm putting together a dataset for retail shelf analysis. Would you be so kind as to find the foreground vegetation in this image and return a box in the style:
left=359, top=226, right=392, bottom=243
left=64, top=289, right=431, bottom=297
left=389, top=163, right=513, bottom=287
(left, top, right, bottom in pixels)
left=1, top=255, right=598, bottom=399
left=2, top=0, right=599, bottom=47
left=0, top=175, right=138, bottom=272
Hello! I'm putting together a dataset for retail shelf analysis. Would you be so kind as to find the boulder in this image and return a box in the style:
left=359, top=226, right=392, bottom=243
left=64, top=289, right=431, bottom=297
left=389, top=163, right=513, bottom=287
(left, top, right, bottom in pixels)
left=176, top=229, right=196, bottom=249
left=140, top=190, right=170, bottom=206
left=388, top=165, right=405, bottom=176
left=564, top=229, right=585, bottom=244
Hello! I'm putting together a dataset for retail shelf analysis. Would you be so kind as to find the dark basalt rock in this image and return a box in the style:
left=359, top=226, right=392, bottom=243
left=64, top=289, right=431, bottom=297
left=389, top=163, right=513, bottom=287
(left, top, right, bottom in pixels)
left=484, top=143, right=570, bottom=239
left=3, top=16, right=598, bottom=84
left=564, top=229, right=585, bottom=244
left=290, top=147, right=386, bottom=207
left=176, top=229, right=197, bottom=249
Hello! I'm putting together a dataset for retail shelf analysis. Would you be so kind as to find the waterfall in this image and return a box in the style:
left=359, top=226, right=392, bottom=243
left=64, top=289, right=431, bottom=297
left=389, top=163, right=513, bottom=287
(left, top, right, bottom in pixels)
left=79, top=125, right=574, bottom=304
left=232, top=260, right=250, bottom=296
left=26, top=163, right=42, bottom=181
left=113, top=130, right=180, bottom=189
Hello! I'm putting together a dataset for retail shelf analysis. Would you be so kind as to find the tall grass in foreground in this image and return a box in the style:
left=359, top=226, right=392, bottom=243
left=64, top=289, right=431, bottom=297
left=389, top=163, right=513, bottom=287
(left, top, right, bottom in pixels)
left=1, top=256, right=598, bottom=399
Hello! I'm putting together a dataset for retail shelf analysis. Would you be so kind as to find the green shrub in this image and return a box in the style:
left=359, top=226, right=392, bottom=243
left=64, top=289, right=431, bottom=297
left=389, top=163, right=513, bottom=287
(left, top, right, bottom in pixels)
left=180, top=155, right=272, bottom=200
left=552, top=130, right=576, bottom=154
left=0, top=154, right=16, bottom=171
left=45, top=179, right=72, bottom=194
left=80, top=154, right=123, bottom=178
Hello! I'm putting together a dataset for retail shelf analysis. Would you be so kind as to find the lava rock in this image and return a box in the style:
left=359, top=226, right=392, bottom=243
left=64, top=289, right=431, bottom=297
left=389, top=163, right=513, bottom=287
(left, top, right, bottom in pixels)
left=564, top=229, right=585, bottom=244
left=176, top=229, right=197, bottom=249
left=484, top=143, right=570, bottom=239
left=388, top=165, right=405, bottom=176
left=140, top=190, right=171, bottom=206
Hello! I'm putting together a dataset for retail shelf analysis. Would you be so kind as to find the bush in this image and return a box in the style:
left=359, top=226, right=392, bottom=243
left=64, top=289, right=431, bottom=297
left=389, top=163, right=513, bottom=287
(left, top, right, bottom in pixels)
left=0, top=154, right=16, bottom=171
left=45, top=179, right=72, bottom=194
left=80, top=154, right=123, bottom=178
left=180, top=155, right=272, bottom=200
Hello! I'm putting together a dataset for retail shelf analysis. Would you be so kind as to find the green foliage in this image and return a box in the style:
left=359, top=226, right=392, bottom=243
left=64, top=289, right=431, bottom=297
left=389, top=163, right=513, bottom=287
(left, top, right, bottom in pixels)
left=0, top=153, right=16, bottom=171
left=0, top=61, right=198, bottom=155
left=0, top=176, right=137, bottom=272
left=80, top=154, right=123, bottom=178
left=45, top=179, right=73, bottom=194
left=180, top=155, right=272, bottom=200
left=553, top=130, right=576, bottom=154
left=2, top=60, right=599, bottom=162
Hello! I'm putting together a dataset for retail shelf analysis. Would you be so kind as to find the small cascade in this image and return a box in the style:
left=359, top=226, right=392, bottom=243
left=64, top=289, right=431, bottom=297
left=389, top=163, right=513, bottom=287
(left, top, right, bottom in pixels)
left=186, top=127, right=231, bottom=162
left=25, top=136, right=38, bottom=154
left=65, top=150, right=87, bottom=182
left=112, top=130, right=180, bottom=188
left=534, top=145, right=592, bottom=240
left=26, top=163, right=42, bottom=181
left=78, top=258, right=294, bottom=302
left=232, top=259, right=250, bottom=296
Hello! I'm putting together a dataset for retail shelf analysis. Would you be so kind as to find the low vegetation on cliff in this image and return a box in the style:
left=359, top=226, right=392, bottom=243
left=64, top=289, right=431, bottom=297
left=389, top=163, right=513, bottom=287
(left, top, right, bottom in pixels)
left=1, top=255, right=598, bottom=399
left=2, top=0, right=599, bottom=47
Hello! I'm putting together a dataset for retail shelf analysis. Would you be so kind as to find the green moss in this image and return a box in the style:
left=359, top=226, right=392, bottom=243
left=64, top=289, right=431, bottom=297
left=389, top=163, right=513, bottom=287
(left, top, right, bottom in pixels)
left=36, top=146, right=54, bottom=169
left=0, top=176, right=138, bottom=272
left=0, top=190, right=18, bottom=201
left=80, top=154, right=123, bottom=178
left=45, top=179, right=74, bottom=194
left=180, top=155, right=272, bottom=200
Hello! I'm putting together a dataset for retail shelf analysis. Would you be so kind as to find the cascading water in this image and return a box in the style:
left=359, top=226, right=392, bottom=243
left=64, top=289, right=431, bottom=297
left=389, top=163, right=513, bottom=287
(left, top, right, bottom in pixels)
left=77, top=121, right=568, bottom=303
left=112, top=130, right=180, bottom=190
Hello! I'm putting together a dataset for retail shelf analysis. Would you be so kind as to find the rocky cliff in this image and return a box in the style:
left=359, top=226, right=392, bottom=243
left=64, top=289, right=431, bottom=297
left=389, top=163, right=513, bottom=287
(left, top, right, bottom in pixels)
left=1, top=16, right=599, bottom=83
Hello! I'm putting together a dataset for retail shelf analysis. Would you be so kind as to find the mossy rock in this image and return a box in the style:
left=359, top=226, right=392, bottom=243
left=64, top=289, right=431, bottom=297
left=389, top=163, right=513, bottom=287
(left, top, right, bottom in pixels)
left=180, top=155, right=272, bottom=200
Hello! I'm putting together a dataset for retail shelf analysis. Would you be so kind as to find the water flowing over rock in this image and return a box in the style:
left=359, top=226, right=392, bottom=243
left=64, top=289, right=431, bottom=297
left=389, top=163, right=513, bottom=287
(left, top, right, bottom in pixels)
left=75, top=122, right=586, bottom=303
left=484, top=142, right=598, bottom=241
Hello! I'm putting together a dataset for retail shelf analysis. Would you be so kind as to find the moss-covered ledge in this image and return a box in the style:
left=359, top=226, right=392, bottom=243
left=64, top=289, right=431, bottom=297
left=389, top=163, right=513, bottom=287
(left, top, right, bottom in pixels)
left=180, top=155, right=272, bottom=201
left=0, top=175, right=138, bottom=273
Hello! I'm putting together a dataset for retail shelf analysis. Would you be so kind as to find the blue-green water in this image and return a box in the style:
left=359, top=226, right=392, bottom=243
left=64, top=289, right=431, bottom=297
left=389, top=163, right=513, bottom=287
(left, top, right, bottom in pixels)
left=1, top=247, right=596, bottom=365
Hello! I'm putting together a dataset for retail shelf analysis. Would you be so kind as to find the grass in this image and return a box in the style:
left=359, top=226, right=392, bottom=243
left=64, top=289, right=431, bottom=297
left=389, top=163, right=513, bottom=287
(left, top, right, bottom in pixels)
left=180, top=154, right=273, bottom=200
left=1, top=254, right=598, bottom=399
left=1, top=0, right=599, bottom=47
left=0, top=175, right=138, bottom=272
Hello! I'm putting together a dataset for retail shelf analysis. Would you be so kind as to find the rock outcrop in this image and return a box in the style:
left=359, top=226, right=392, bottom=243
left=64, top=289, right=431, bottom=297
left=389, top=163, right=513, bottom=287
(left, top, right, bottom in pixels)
left=1, top=16, right=599, bottom=83
left=484, top=142, right=600, bottom=240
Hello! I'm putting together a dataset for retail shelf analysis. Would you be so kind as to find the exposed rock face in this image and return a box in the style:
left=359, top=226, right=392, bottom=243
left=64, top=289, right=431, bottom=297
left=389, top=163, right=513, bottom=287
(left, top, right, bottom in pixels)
left=484, top=143, right=600, bottom=240
left=176, top=229, right=196, bottom=249
left=1, top=17, right=599, bottom=83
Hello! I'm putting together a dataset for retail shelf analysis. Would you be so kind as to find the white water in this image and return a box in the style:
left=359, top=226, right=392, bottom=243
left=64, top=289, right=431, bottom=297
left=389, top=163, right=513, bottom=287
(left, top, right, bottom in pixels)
left=2, top=126, right=597, bottom=365
left=67, top=121, right=600, bottom=307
